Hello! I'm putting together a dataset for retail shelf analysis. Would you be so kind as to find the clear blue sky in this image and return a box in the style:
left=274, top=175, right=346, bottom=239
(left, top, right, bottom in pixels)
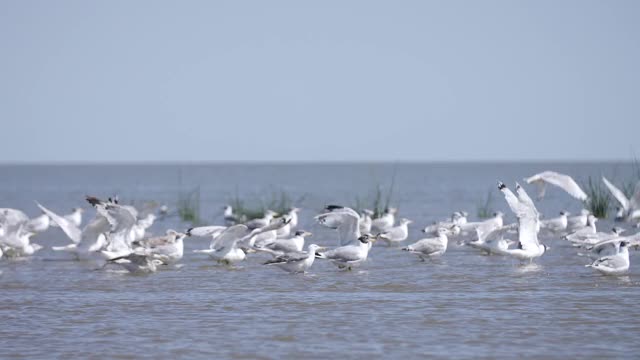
left=1, top=0, right=638, bottom=162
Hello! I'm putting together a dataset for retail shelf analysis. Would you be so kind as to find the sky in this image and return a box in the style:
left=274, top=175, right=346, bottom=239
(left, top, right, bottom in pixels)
left=0, top=0, right=639, bottom=163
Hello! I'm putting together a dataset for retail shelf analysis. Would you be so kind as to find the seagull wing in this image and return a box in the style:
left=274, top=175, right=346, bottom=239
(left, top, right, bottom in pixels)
left=315, top=207, right=361, bottom=246
left=212, top=224, right=250, bottom=251
left=188, top=225, right=226, bottom=238
left=602, top=176, right=630, bottom=211
left=37, top=203, right=82, bottom=243
left=525, top=171, right=588, bottom=201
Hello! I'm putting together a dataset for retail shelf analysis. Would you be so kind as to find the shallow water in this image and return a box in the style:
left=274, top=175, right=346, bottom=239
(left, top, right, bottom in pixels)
left=1, top=163, right=639, bottom=359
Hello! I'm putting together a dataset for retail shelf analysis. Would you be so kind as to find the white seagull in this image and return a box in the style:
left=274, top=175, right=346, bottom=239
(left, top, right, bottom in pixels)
left=586, top=241, right=630, bottom=275
left=314, top=205, right=364, bottom=246
left=316, top=234, right=376, bottom=270
left=376, top=218, right=412, bottom=246
left=524, top=171, right=588, bottom=201
left=371, top=207, right=397, bottom=233
left=496, top=182, right=548, bottom=261
left=402, top=227, right=451, bottom=260
left=263, top=244, right=324, bottom=273
left=602, top=177, right=640, bottom=223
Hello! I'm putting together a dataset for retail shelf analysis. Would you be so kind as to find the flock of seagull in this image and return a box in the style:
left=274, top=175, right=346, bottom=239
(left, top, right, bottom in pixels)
left=1, top=171, right=639, bottom=276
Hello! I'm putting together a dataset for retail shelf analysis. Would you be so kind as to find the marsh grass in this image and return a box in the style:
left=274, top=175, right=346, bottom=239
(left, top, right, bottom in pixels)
left=229, top=187, right=306, bottom=221
left=584, top=177, right=610, bottom=218
left=352, top=166, right=397, bottom=217
left=476, top=188, right=494, bottom=219
left=177, top=186, right=201, bottom=225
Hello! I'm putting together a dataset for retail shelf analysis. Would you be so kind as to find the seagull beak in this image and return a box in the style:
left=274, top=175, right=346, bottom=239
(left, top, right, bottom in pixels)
left=305, top=232, right=313, bottom=237
left=316, top=247, right=326, bottom=251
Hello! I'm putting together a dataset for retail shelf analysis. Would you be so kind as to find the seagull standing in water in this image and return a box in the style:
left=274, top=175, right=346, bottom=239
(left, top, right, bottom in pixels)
left=586, top=241, right=630, bottom=275
left=254, top=230, right=312, bottom=255
left=107, top=253, right=164, bottom=274
left=376, top=218, right=412, bottom=246
left=402, top=227, right=451, bottom=260
left=316, top=234, right=376, bottom=270
left=371, top=207, right=397, bottom=233
left=496, top=182, right=548, bottom=262
left=133, top=229, right=187, bottom=265
left=540, top=211, right=569, bottom=234
left=263, top=244, right=325, bottom=273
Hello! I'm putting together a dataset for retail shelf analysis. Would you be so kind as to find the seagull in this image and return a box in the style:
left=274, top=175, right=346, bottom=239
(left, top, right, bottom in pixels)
left=455, top=212, right=505, bottom=236
left=567, top=209, right=591, bottom=231
left=524, top=171, right=588, bottom=201
left=0, top=224, right=42, bottom=258
left=244, top=215, right=292, bottom=249
left=38, top=202, right=109, bottom=260
left=359, top=209, right=374, bottom=235
left=0, top=208, right=43, bottom=257
left=376, top=218, right=412, bottom=246
left=186, top=225, right=226, bottom=239
left=192, top=222, right=280, bottom=264
left=581, top=231, right=639, bottom=259
left=85, top=196, right=139, bottom=258
left=496, top=182, right=548, bottom=261
left=286, top=207, right=301, bottom=229
left=568, top=227, right=624, bottom=246
left=106, top=253, right=163, bottom=274
left=467, top=222, right=517, bottom=255
left=585, top=241, right=630, bottom=275
left=316, top=234, right=376, bottom=270
left=132, top=229, right=187, bottom=265
left=402, top=227, right=451, bottom=260
left=564, top=215, right=598, bottom=243
left=371, top=207, right=397, bottom=232
left=49, top=207, right=84, bottom=229
left=314, top=205, right=363, bottom=246
left=263, top=244, right=325, bottom=273
left=540, top=211, right=569, bottom=234
left=223, top=205, right=243, bottom=226
left=245, top=210, right=278, bottom=230
left=602, top=177, right=640, bottom=223
left=192, top=225, right=252, bottom=264
left=422, top=212, right=468, bottom=236
left=254, top=230, right=312, bottom=255
left=25, top=213, right=50, bottom=234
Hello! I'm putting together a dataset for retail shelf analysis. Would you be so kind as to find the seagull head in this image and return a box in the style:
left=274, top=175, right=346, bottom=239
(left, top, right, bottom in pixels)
left=493, top=211, right=505, bottom=218
left=400, top=218, right=412, bottom=225
left=307, top=244, right=325, bottom=253
left=560, top=211, right=569, bottom=216
left=385, top=207, right=398, bottom=215
left=611, top=227, right=626, bottom=235
left=294, top=230, right=312, bottom=238
left=358, top=234, right=376, bottom=244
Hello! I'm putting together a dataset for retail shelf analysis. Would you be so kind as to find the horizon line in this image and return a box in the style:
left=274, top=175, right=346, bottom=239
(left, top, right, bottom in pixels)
left=0, top=158, right=636, bottom=166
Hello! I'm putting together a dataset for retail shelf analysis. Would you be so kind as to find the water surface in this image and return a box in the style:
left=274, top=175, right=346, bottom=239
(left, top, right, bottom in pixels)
left=1, top=163, right=638, bottom=359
